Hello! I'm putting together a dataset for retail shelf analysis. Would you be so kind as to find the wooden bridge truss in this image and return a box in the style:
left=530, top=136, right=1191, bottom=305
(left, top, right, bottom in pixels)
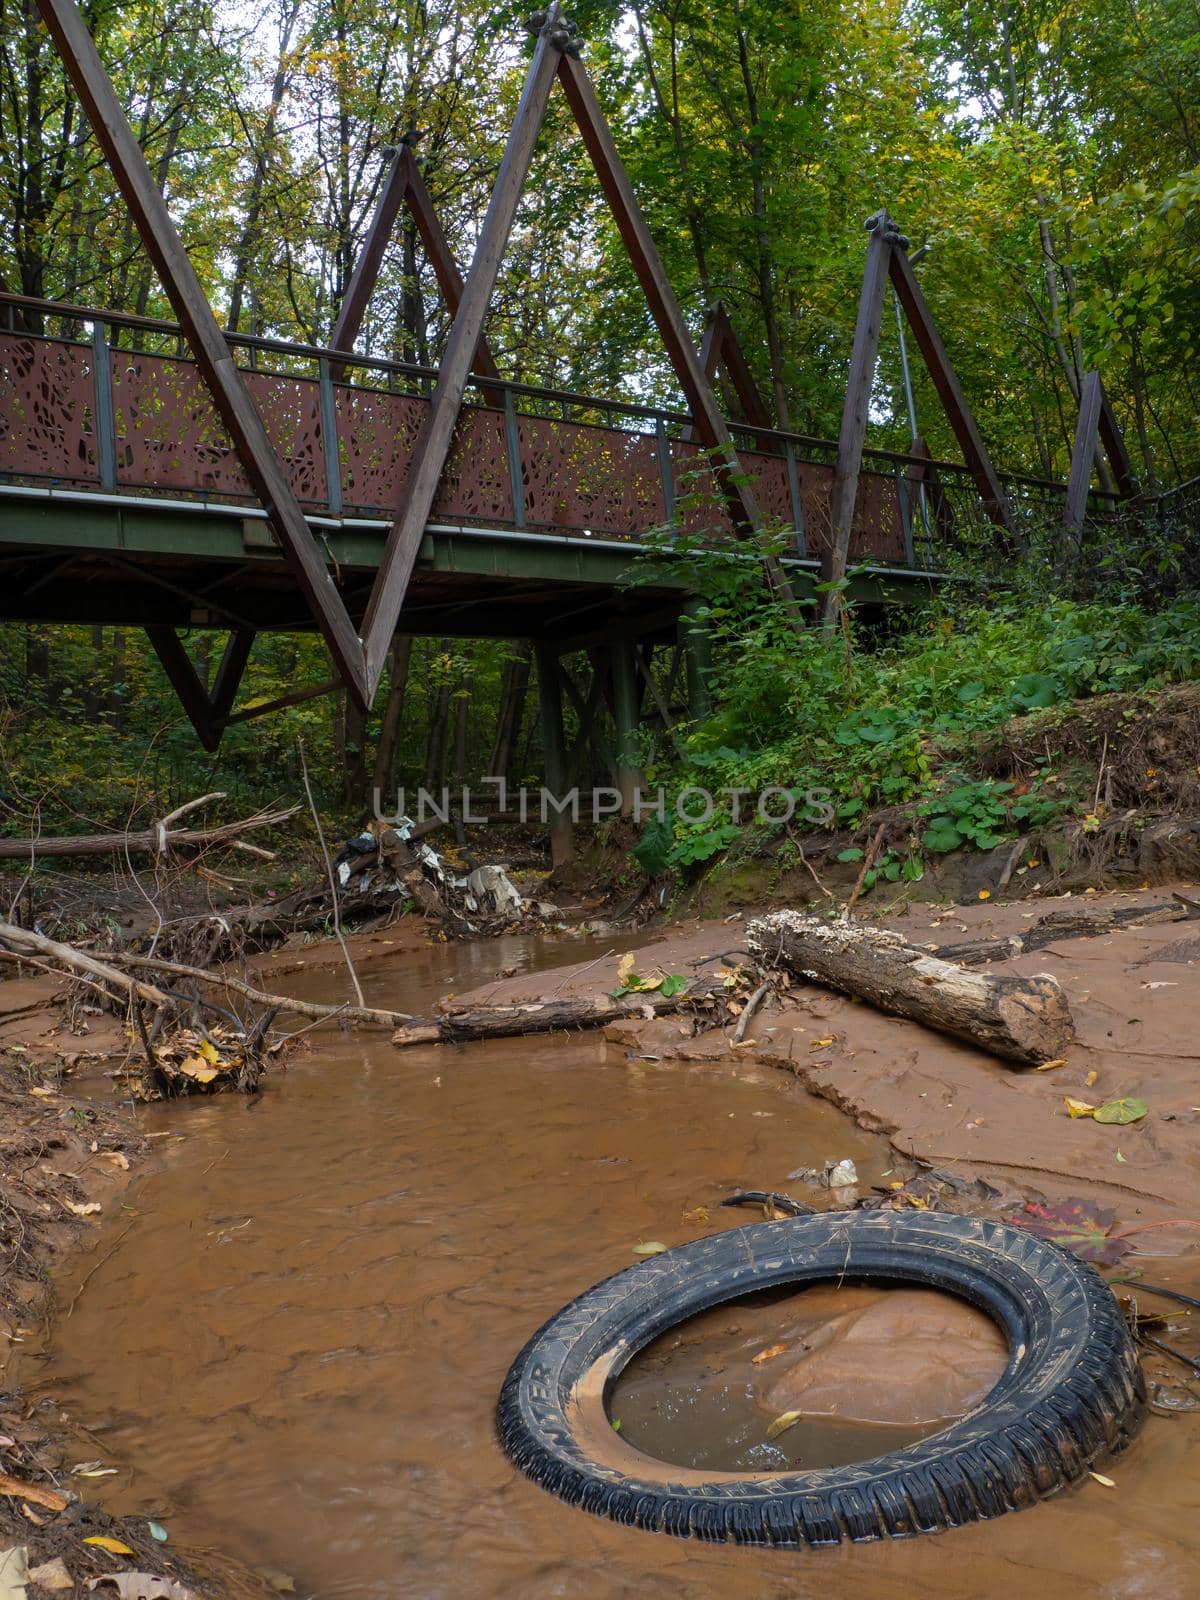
left=4, top=0, right=1144, bottom=776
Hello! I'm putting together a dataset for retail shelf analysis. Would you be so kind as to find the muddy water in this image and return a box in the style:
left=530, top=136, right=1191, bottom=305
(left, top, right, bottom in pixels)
left=32, top=936, right=1200, bottom=1599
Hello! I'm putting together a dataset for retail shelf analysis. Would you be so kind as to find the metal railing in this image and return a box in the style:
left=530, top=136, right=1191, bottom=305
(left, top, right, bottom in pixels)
left=0, top=290, right=1134, bottom=575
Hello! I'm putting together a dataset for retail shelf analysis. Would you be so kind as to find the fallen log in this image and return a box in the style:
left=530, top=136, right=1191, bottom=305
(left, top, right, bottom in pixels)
left=932, top=895, right=1200, bottom=967
left=747, top=910, right=1073, bottom=1067
left=0, top=796, right=298, bottom=860
left=392, top=977, right=726, bottom=1047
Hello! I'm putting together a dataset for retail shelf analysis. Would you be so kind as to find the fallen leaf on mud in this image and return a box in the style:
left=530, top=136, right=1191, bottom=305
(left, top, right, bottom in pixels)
left=1116, top=1148, right=1128, bottom=1164
left=87, top=1577, right=197, bottom=1600
left=681, top=1207, right=709, bottom=1223
left=28, top=1557, right=72, bottom=1591
left=28, top=1087, right=57, bottom=1099
left=100, top=1153, right=130, bottom=1171
left=1088, top=1471, right=1116, bottom=1488
left=196, top=1039, right=220, bottom=1067
left=0, top=1546, right=27, bottom=1600
left=1093, top=1097, right=1148, bottom=1125
left=64, top=1200, right=102, bottom=1217
left=632, top=1242, right=668, bottom=1256
left=1084, top=1070, right=1098, bottom=1089
left=752, top=1344, right=789, bottom=1365
left=0, top=1474, right=67, bottom=1513
left=1064, top=1098, right=1096, bottom=1118
left=146, top=1523, right=167, bottom=1545
left=616, top=953, right=636, bottom=987
left=252, top=1573, right=296, bottom=1595
left=71, top=1462, right=116, bottom=1478
left=811, top=1038, right=834, bottom=1049
left=1006, top=1199, right=1131, bottom=1265
left=177, top=1058, right=218, bottom=1085
left=1034, top=1057, right=1068, bottom=1072
left=765, top=1410, right=803, bottom=1441
left=81, top=1537, right=134, bottom=1556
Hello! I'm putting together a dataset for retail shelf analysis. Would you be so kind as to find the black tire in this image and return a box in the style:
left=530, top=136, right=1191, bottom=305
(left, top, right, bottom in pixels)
left=497, top=1211, right=1145, bottom=1545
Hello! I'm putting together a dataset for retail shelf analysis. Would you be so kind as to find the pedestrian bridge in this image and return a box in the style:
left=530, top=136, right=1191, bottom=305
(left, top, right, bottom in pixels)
left=0, top=293, right=1048, bottom=642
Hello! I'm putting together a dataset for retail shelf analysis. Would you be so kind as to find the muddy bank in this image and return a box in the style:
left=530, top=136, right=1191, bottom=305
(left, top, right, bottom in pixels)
left=0, top=1030, right=265, bottom=1594
left=432, top=884, right=1200, bottom=1225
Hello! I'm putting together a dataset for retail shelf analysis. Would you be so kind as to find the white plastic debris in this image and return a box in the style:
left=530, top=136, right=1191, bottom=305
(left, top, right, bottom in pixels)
left=827, top=1159, right=859, bottom=1188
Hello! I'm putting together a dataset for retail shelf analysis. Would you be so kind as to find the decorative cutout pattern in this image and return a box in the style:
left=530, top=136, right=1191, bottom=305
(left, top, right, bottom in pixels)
left=0, top=334, right=97, bottom=485
left=0, top=330, right=912, bottom=564
left=436, top=407, right=514, bottom=526
left=337, top=386, right=424, bottom=512
left=518, top=416, right=664, bottom=536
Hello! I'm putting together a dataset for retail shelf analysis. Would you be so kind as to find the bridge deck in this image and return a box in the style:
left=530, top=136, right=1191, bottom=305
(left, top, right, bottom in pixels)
left=0, top=298, right=1064, bottom=641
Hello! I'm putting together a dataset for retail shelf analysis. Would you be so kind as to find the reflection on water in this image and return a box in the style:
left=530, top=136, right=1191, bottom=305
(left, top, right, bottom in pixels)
left=29, top=934, right=1200, bottom=1599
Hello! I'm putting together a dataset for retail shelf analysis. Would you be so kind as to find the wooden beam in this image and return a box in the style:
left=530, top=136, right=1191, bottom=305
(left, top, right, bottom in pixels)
left=329, top=141, right=502, bottom=397
left=822, top=211, right=893, bottom=612
left=888, top=242, right=1017, bottom=549
left=400, top=146, right=503, bottom=398
left=555, top=52, right=799, bottom=621
left=1063, top=369, right=1104, bottom=533
left=358, top=13, right=562, bottom=700
left=34, top=0, right=370, bottom=708
left=146, top=627, right=255, bottom=752
left=328, top=146, right=411, bottom=380
left=684, top=301, right=772, bottom=444
left=220, top=677, right=339, bottom=727
left=1097, top=384, right=1139, bottom=501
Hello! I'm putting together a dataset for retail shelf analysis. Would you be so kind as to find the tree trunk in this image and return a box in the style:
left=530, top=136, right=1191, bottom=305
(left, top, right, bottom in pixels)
left=371, top=636, right=413, bottom=801
left=488, top=643, right=531, bottom=782
left=746, top=911, right=1073, bottom=1067
left=423, top=677, right=451, bottom=792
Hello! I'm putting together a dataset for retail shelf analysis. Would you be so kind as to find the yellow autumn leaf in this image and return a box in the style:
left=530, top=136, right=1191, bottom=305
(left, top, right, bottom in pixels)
left=978, top=889, right=991, bottom=900
left=197, top=1039, right=221, bottom=1066
left=616, top=953, right=636, bottom=987
left=83, top=1535, right=135, bottom=1555
left=811, top=1037, right=834, bottom=1048
left=1034, top=1057, right=1068, bottom=1071
left=752, top=1343, right=789, bottom=1365
left=766, top=1409, right=803, bottom=1440
left=1064, top=1098, right=1096, bottom=1118
left=1084, top=1070, right=1098, bottom=1089
left=1088, top=1471, right=1116, bottom=1488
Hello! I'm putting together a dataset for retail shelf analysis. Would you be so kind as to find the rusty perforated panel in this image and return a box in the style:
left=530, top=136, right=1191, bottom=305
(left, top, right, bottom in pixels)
left=434, top=406, right=514, bottom=526
left=0, top=334, right=98, bottom=486
left=0, top=331, right=910, bottom=562
left=517, top=416, right=665, bottom=536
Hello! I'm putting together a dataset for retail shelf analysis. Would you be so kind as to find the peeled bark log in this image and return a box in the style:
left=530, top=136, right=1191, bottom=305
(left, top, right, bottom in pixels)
left=747, top=911, right=1073, bottom=1067
left=392, top=978, right=725, bottom=1047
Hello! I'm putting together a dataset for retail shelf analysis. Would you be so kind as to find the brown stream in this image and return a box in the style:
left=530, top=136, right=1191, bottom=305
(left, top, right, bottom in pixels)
left=27, top=935, right=1200, bottom=1598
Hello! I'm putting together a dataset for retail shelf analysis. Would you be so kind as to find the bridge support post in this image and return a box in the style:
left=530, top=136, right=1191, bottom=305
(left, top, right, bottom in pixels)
left=535, top=641, right=574, bottom=868
left=679, top=600, right=712, bottom=721
left=611, top=633, right=642, bottom=816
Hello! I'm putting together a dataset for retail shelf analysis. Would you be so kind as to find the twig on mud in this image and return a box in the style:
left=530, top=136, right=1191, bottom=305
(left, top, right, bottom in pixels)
left=785, top=825, right=834, bottom=899
left=298, top=740, right=366, bottom=1010
left=551, top=948, right=615, bottom=996
left=65, top=1219, right=138, bottom=1317
left=1092, top=731, right=1109, bottom=816
left=1140, top=1331, right=1200, bottom=1375
left=843, top=822, right=887, bottom=918
left=732, top=979, right=772, bottom=1044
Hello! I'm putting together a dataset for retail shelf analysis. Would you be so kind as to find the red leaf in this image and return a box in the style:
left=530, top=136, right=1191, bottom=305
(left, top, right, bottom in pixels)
left=1006, top=1198, right=1132, bottom=1265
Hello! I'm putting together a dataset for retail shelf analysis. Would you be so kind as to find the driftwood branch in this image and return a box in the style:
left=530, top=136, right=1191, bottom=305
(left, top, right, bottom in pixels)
left=0, top=803, right=299, bottom=860
left=747, top=910, right=1073, bottom=1067
left=392, top=978, right=726, bottom=1047
left=933, top=897, right=1200, bottom=967
left=0, top=924, right=413, bottom=1029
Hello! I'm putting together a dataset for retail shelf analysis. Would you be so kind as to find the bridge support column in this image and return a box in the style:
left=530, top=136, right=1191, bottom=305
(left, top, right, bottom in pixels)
left=679, top=599, right=712, bottom=721
left=535, top=641, right=574, bottom=868
left=611, top=633, right=643, bottom=816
